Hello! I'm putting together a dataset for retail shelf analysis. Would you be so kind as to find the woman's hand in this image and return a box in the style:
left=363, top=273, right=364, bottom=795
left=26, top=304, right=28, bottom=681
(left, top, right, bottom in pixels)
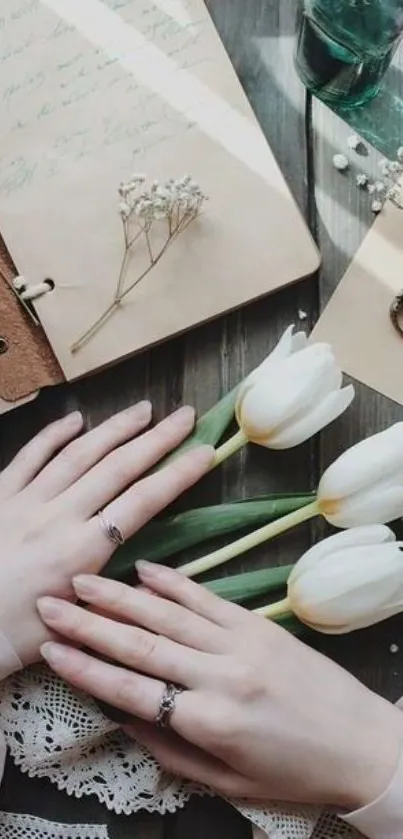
left=38, top=563, right=403, bottom=811
left=0, top=403, right=212, bottom=670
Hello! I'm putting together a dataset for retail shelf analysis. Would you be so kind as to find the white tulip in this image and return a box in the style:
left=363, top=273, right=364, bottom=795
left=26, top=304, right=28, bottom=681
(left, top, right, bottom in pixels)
left=235, top=325, right=354, bottom=450
left=284, top=525, right=403, bottom=634
left=318, top=423, right=403, bottom=528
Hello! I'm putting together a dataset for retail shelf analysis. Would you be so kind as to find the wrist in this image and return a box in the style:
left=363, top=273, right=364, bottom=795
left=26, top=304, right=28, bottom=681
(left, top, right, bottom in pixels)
left=336, top=692, right=403, bottom=813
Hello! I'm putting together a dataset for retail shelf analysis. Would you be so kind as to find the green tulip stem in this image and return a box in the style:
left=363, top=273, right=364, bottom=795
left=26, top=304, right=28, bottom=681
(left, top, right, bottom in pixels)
left=180, top=499, right=320, bottom=578
left=255, top=597, right=292, bottom=619
left=213, top=429, right=248, bottom=468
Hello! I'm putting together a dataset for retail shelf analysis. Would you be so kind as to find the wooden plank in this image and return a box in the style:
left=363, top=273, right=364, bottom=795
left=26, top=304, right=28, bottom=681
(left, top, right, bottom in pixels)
left=312, top=56, right=403, bottom=706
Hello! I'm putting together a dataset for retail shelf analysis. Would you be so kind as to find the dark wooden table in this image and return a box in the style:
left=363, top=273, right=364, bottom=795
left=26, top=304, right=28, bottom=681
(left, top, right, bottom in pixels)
left=1, top=1, right=403, bottom=836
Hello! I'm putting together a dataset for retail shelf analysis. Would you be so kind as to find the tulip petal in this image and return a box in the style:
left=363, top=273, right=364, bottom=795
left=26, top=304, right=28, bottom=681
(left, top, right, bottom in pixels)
left=246, top=326, right=296, bottom=385
left=298, top=575, right=403, bottom=630
left=239, top=346, right=340, bottom=442
left=267, top=325, right=296, bottom=361
left=290, top=331, right=309, bottom=353
left=270, top=385, right=354, bottom=449
left=349, top=599, right=403, bottom=632
left=324, top=485, right=403, bottom=528
left=270, top=363, right=345, bottom=442
left=290, top=544, right=403, bottom=629
left=318, top=423, right=403, bottom=502
left=311, top=599, right=403, bottom=634
left=288, top=524, right=395, bottom=584
left=246, top=326, right=309, bottom=390
left=267, top=325, right=307, bottom=363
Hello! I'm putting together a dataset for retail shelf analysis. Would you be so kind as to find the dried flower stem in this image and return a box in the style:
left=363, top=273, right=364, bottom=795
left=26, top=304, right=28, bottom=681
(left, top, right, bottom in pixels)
left=114, top=228, right=143, bottom=302
left=145, top=230, right=154, bottom=265
left=114, top=251, right=129, bottom=304
left=71, top=174, right=206, bottom=353
left=71, top=202, right=201, bottom=353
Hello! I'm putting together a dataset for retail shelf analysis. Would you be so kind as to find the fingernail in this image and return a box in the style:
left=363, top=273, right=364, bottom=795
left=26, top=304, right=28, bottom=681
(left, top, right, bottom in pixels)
left=172, top=405, right=195, bottom=426
left=134, top=400, right=152, bottom=421
left=40, top=642, right=68, bottom=666
left=192, top=444, right=215, bottom=462
left=135, top=560, right=160, bottom=578
left=67, top=410, right=83, bottom=426
left=73, top=575, right=100, bottom=599
left=37, top=597, right=65, bottom=623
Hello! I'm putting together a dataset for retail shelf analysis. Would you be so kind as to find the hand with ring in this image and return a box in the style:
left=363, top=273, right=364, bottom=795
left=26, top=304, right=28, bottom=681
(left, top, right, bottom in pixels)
left=38, top=563, right=403, bottom=812
left=0, top=402, right=212, bottom=672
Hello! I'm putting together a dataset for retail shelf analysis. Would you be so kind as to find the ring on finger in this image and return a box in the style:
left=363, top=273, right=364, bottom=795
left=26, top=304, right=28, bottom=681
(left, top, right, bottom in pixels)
left=98, top=510, right=125, bottom=546
left=155, top=683, right=184, bottom=729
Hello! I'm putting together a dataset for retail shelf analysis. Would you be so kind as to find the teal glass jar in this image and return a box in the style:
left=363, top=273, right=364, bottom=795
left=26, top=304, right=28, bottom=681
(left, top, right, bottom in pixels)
left=295, top=0, right=403, bottom=109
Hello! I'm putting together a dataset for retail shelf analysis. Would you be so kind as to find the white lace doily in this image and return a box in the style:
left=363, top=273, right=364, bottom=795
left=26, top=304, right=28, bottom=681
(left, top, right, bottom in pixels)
left=0, top=812, right=109, bottom=838
left=0, top=666, right=362, bottom=838
left=0, top=665, right=196, bottom=816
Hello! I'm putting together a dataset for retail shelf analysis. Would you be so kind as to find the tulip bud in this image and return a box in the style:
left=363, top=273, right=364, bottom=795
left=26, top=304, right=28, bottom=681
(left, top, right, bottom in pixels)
left=318, top=423, right=403, bottom=528
left=235, top=325, right=354, bottom=450
left=285, top=525, right=403, bottom=634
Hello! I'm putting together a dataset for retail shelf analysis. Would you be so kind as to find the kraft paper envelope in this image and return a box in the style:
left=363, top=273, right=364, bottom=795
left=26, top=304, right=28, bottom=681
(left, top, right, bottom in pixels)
left=0, top=0, right=318, bottom=398
left=312, top=197, right=403, bottom=406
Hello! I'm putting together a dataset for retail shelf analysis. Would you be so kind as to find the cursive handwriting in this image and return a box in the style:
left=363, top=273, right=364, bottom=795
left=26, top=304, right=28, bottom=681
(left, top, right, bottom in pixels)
left=0, top=0, right=209, bottom=196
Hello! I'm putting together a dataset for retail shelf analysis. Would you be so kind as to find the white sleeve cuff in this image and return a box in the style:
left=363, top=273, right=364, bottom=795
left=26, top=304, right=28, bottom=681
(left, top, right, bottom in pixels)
left=341, top=701, right=403, bottom=839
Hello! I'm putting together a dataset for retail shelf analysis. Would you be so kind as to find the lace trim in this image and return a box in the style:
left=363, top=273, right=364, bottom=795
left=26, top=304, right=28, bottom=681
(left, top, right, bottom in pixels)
left=0, top=666, right=199, bottom=816
left=0, top=666, right=363, bottom=837
left=0, top=812, right=109, bottom=838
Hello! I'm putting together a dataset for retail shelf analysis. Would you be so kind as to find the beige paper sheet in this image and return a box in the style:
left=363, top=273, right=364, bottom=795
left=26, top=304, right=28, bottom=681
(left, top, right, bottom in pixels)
left=0, top=0, right=319, bottom=382
left=312, top=198, right=403, bottom=406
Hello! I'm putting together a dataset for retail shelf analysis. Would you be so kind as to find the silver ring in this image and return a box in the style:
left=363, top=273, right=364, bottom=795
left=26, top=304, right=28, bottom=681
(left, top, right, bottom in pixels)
left=156, top=683, right=184, bottom=729
left=98, top=511, right=125, bottom=546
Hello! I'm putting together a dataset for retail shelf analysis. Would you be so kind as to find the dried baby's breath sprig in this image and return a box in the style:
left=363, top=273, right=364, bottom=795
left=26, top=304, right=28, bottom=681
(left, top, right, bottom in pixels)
left=387, top=183, right=403, bottom=208
left=332, top=154, right=349, bottom=172
left=375, top=152, right=403, bottom=211
left=352, top=147, right=403, bottom=214
left=379, top=158, right=392, bottom=177
left=71, top=174, right=206, bottom=353
left=347, top=134, right=362, bottom=152
left=356, top=173, right=368, bottom=188
left=371, top=199, right=383, bottom=214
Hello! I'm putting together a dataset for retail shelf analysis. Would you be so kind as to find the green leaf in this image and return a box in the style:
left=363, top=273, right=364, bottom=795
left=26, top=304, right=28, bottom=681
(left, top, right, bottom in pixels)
left=103, top=493, right=315, bottom=580
left=205, top=565, right=293, bottom=603
left=157, top=385, right=240, bottom=470
left=187, top=385, right=240, bottom=447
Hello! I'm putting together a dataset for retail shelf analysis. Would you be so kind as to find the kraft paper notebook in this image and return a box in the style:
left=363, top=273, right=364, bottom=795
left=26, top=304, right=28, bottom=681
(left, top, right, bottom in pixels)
left=0, top=0, right=319, bottom=413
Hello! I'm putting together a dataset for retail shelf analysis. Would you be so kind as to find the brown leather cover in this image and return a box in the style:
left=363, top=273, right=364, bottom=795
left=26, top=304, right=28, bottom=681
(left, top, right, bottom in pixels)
left=0, top=237, right=63, bottom=405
